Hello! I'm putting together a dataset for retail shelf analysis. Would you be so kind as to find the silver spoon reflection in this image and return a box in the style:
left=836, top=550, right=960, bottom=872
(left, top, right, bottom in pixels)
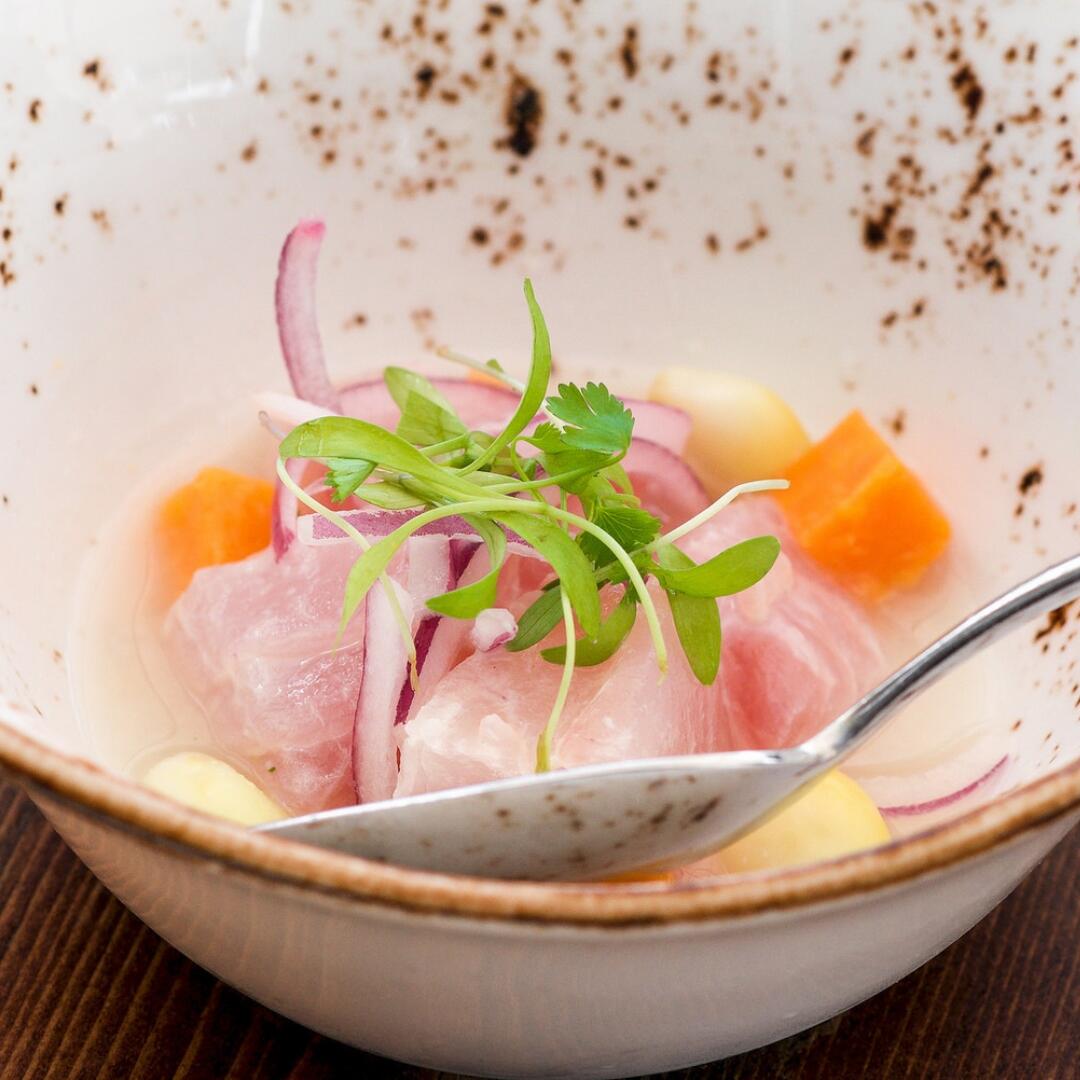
left=257, top=554, right=1080, bottom=881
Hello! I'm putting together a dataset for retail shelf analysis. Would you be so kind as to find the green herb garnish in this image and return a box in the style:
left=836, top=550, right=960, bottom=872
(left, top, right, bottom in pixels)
left=275, top=280, right=789, bottom=771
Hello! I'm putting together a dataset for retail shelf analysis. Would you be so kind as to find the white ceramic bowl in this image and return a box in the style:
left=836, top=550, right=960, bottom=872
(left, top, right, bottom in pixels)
left=1, top=3, right=1078, bottom=1076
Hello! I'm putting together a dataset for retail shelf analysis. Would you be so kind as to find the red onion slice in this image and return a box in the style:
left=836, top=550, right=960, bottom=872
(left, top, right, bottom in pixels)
left=352, top=538, right=490, bottom=802
left=275, top=219, right=341, bottom=411
left=256, top=390, right=331, bottom=435
left=400, top=544, right=491, bottom=725
left=878, top=755, right=1009, bottom=817
left=271, top=458, right=306, bottom=560
left=338, top=376, right=519, bottom=430
left=623, top=437, right=710, bottom=527
left=622, top=399, right=692, bottom=456
left=352, top=577, right=413, bottom=804
left=297, top=508, right=537, bottom=557
left=337, top=377, right=690, bottom=455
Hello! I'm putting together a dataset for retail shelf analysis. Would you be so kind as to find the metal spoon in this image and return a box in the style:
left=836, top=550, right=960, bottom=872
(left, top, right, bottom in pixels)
left=258, top=554, right=1080, bottom=881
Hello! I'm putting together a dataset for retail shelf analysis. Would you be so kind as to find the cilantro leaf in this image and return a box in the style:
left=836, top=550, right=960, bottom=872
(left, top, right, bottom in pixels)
left=655, top=536, right=780, bottom=598
left=600, top=461, right=635, bottom=497
left=579, top=505, right=661, bottom=567
left=527, top=422, right=565, bottom=454
left=541, top=588, right=637, bottom=667
left=545, top=382, right=634, bottom=454
left=538, top=447, right=614, bottom=494
left=323, top=457, right=376, bottom=501
left=656, top=545, right=721, bottom=685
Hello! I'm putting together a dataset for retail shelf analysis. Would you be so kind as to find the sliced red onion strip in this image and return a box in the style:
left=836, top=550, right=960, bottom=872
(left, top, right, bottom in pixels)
left=623, top=437, right=710, bottom=527
left=878, top=755, right=1009, bottom=817
left=399, top=544, right=491, bottom=726
left=352, top=577, right=413, bottom=804
left=298, top=508, right=537, bottom=557
left=275, top=219, right=341, bottom=411
left=271, top=458, right=306, bottom=560
left=450, top=536, right=482, bottom=581
left=353, top=538, right=497, bottom=801
left=255, top=390, right=332, bottom=435
left=337, top=376, right=691, bottom=455
left=621, top=398, right=692, bottom=456
left=339, top=376, right=518, bottom=430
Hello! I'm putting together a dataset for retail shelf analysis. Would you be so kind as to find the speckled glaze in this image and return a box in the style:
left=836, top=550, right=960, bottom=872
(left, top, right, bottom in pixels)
left=1, top=3, right=1079, bottom=1076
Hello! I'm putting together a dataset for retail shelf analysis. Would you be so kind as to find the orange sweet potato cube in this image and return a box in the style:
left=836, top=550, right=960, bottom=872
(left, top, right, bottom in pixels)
left=775, top=410, right=951, bottom=602
left=157, top=467, right=274, bottom=594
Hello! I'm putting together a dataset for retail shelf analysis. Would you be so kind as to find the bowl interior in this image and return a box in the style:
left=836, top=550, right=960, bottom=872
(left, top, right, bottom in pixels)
left=1, top=0, right=1078, bottom=841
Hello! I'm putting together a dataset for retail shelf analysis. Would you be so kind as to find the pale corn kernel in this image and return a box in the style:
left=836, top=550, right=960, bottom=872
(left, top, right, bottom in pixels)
left=649, top=367, right=810, bottom=497
left=695, top=770, right=890, bottom=875
left=143, top=751, right=288, bottom=826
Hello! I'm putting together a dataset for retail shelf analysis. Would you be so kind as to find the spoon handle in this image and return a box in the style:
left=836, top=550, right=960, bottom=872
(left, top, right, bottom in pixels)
left=802, top=553, right=1080, bottom=763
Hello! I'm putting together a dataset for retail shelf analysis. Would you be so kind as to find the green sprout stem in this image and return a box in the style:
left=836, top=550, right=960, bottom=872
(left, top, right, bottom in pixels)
left=419, top=433, right=473, bottom=458
left=435, top=346, right=526, bottom=392
left=655, top=478, right=791, bottom=548
left=536, top=587, right=576, bottom=772
left=483, top=454, right=621, bottom=496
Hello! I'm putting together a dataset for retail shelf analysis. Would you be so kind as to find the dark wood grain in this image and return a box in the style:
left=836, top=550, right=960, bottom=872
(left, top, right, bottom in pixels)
left=0, top=781, right=1076, bottom=1080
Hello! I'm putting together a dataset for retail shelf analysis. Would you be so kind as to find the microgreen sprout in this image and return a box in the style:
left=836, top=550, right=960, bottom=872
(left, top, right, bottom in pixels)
left=277, top=280, right=787, bottom=769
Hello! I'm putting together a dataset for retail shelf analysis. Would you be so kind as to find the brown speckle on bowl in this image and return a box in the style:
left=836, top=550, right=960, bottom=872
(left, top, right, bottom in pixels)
left=734, top=223, right=770, bottom=253
left=1034, top=602, right=1075, bottom=644
left=1018, top=465, right=1044, bottom=497
left=619, top=26, right=639, bottom=80
left=501, top=73, right=543, bottom=158
left=81, top=59, right=111, bottom=92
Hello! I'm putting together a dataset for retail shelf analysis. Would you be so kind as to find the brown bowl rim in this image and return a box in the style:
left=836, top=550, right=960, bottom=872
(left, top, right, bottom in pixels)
left=1, top=705, right=1077, bottom=926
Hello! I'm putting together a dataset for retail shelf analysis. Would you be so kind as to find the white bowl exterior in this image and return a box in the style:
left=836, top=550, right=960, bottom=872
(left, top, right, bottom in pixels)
left=2, top=1, right=1079, bottom=1074
left=37, top=791, right=1079, bottom=1078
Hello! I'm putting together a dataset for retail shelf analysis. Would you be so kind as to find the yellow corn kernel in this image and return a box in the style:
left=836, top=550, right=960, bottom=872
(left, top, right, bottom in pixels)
left=649, top=367, right=810, bottom=497
left=143, top=751, right=287, bottom=826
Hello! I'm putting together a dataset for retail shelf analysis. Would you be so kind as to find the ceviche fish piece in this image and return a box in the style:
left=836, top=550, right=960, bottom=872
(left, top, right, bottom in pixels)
left=681, top=497, right=887, bottom=750
left=394, top=581, right=720, bottom=797
left=165, top=541, right=366, bottom=811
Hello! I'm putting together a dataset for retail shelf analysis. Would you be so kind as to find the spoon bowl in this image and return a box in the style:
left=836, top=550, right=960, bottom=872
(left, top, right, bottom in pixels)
left=260, top=553, right=1080, bottom=879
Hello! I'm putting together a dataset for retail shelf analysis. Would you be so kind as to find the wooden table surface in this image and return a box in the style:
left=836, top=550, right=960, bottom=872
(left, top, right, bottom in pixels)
left=0, top=782, right=1076, bottom=1080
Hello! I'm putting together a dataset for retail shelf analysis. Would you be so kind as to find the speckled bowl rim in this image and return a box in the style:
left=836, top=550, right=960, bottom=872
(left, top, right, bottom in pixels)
left=0, top=708, right=1077, bottom=927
